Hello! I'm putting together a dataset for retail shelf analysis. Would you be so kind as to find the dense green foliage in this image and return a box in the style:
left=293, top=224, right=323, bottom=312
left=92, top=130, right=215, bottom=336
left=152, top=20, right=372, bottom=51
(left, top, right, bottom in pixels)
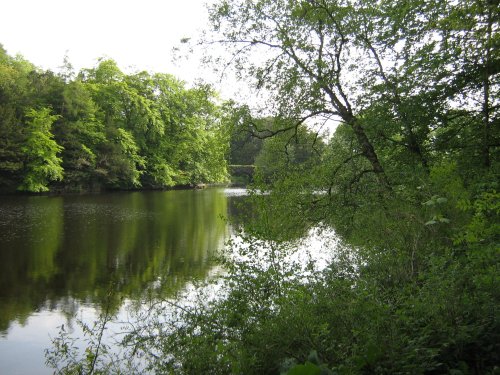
left=45, top=0, right=499, bottom=373
left=228, top=111, right=325, bottom=184
left=228, top=105, right=264, bottom=166
left=18, top=108, right=64, bottom=192
left=0, top=46, right=229, bottom=193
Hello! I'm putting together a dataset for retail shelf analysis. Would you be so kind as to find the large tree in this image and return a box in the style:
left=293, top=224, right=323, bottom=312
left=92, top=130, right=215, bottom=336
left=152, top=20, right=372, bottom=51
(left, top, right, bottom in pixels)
left=203, top=0, right=499, bottom=188
left=18, top=108, right=64, bottom=192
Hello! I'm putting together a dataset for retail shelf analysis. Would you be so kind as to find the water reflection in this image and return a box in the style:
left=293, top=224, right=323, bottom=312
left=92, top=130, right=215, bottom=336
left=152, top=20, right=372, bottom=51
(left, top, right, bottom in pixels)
left=0, top=189, right=230, bottom=334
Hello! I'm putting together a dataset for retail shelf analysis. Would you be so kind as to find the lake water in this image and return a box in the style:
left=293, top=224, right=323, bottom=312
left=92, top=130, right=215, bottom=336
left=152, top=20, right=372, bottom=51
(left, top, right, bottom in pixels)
left=0, top=188, right=246, bottom=375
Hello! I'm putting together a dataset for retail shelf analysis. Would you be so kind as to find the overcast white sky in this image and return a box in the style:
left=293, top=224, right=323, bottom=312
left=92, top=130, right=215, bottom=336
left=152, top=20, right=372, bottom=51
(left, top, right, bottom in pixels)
left=0, top=0, right=214, bottom=84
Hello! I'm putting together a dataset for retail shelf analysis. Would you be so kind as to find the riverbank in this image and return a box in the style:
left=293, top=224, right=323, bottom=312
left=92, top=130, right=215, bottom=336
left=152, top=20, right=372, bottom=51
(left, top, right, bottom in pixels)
left=0, top=182, right=237, bottom=196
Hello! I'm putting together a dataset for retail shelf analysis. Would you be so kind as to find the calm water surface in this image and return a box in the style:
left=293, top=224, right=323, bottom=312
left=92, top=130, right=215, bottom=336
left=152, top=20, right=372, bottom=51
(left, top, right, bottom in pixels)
left=0, top=188, right=244, bottom=375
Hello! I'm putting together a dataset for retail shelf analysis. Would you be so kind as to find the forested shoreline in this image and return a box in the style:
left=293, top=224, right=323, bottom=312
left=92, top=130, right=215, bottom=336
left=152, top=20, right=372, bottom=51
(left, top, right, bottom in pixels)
left=0, top=46, right=229, bottom=194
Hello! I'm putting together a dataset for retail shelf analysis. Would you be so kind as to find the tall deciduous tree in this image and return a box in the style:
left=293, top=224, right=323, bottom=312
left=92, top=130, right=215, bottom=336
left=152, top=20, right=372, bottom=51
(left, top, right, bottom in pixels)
left=204, top=0, right=498, bottom=187
left=0, top=46, right=34, bottom=190
left=206, top=0, right=393, bottom=188
left=18, top=108, right=64, bottom=192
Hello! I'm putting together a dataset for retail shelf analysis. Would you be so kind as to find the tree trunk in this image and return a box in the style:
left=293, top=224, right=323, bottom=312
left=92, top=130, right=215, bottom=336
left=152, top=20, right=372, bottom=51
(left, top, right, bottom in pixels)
left=349, top=116, right=391, bottom=189
left=482, top=0, right=493, bottom=168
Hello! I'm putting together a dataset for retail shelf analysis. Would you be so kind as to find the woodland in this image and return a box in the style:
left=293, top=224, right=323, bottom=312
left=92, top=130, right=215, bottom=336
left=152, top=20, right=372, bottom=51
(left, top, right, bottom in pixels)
left=0, top=48, right=229, bottom=193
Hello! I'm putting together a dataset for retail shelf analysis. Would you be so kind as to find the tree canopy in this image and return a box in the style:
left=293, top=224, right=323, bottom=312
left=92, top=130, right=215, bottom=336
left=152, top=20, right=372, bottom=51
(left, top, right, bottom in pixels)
left=0, top=47, right=230, bottom=193
left=205, top=0, right=498, bottom=187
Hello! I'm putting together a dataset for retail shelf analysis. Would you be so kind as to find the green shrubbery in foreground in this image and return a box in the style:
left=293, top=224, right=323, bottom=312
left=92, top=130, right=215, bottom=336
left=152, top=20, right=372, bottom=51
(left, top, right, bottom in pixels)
left=46, top=171, right=499, bottom=374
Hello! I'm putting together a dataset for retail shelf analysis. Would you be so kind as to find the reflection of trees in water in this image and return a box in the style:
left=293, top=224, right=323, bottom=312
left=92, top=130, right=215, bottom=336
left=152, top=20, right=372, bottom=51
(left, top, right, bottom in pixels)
left=0, top=189, right=230, bottom=333
left=227, top=194, right=254, bottom=229
left=0, top=196, right=65, bottom=332
left=227, top=191, right=311, bottom=242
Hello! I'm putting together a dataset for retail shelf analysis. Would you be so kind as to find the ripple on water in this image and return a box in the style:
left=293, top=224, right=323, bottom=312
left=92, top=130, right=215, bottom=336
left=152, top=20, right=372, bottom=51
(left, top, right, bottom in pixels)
left=223, top=188, right=249, bottom=197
